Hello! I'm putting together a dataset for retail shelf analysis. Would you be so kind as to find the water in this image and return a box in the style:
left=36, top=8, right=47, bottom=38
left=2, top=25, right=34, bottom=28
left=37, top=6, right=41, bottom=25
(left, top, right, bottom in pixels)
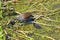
left=52, top=4, right=60, bottom=10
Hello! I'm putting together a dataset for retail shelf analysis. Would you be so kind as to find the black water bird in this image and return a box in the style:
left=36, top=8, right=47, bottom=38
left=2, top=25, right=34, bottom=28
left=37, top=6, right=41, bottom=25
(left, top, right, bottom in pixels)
left=7, top=12, right=35, bottom=25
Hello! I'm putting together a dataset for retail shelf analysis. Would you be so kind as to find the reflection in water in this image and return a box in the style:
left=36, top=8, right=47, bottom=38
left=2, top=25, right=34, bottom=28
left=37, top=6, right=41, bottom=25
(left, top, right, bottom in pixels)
left=33, top=23, right=42, bottom=29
